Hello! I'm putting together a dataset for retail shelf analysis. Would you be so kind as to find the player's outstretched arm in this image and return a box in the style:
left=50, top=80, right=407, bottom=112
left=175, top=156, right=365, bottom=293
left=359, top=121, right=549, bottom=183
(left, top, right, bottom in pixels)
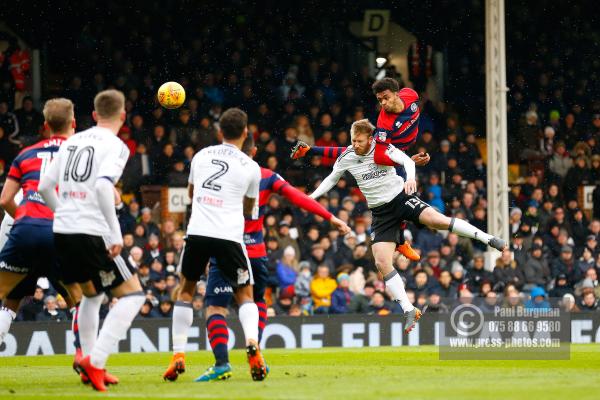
left=309, top=167, right=344, bottom=201
left=0, top=179, right=21, bottom=218
left=279, top=184, right=350, bottom=234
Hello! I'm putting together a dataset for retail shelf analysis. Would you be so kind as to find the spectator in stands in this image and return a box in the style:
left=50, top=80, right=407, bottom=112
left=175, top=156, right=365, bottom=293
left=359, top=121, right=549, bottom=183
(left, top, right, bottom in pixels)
left=467, top=253, right=493, bottom=293
left=277, top=246, right=299, bottom=293
left=14, top=96, right=43, bottom=145
left=310, top=265, right=337, bottom=314
left=368, top=291, right=395, bottom=315
left=551, top=246, right=576, bottom=283
left=524, top=287, right=551, bottom=310
left=494, top=249, right=525, bottom=290
left=579, top=290, right=599, bottom=312
left=522, top=243, right=550, bottom=291
left=19, top=286, right=45, bottom=321
left=548, top=141, right=573, bottom=179
left=36, top=295, right=68, bottom=321
left=330, top=273, right=353, bottom=314
left=151, top=296, right=174, bottom=318
left=137, top=301, right=154, bottom=319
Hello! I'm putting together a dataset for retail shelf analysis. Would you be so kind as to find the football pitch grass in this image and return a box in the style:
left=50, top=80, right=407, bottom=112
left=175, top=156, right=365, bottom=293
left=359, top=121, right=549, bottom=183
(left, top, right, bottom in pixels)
left=1, top=345, right=599, bottom=400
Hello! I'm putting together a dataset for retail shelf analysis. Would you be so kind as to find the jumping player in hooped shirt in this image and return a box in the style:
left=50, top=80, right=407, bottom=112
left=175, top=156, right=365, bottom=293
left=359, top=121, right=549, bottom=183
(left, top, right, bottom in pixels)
left=191, top=136, right=350, bottom=382
left=0, top=98, right=76, bottom=348
left=291, top=77, right=430, bottom=261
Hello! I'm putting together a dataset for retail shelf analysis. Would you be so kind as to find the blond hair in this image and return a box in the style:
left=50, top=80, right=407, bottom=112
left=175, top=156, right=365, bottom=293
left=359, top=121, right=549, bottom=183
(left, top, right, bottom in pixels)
left=42, top=98, right=74, bottom=133
left=93, top=89, right=125, bottom=120
left=350, top=118, right=375, bottom=140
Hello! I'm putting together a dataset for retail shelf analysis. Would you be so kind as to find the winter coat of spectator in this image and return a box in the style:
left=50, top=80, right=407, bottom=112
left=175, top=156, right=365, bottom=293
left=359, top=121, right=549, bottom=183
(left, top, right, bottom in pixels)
left=310, top=265, right=337, bottom=313
left=294, top=262, right=313, bottom=300
left=510, top=235, right=528, bottom=268
left=548, top=141, right=573, bottom=178
left=522, top=244, right=551, bottom=287
left=330, top=273, right=353, bottom=314
left=167, top=160, right=189, bottom=187
left=493, top=251, right=525, bottom=290
left=424, top=290, right=450, bottom=313
left=348, top=282, right=375, bottom=313
left=14, top=97, right=43, bottom=145
left=277, top=221, right=301, bottom=262
left=563, top=157, right=590, bottom=200
left=549, top=274, right=573, bottom=298
left=139, top=207, right=160, bottom=238
left=36, top=296, right=68, bottom=322
left=524, top=287, right=552, bottom=310
left=569, top=209, right=589, bottom=252
left=367, top=291, right=397, bottom=315
left=333, top=233, right=356, bottom=266
left=409, top=271, right=439, bottom=298
left=150, top=297, right=174, bottom=318
left=466, top=254, right=494, bottom=293
left=19, top=287, right=45, bottom=321
left=575, top=247, right=595, bottom=281
left=551, top=246, right=576, bottom=282
left=276, top=246, right=299, bottom=291
left=307, top=243, right=336, bottom=274
left=437, top=271, right=459, bottom=301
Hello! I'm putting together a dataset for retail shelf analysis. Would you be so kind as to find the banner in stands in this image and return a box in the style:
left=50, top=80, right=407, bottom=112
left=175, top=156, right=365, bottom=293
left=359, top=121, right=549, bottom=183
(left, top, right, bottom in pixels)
left=2, top=313, right=600, bottom=356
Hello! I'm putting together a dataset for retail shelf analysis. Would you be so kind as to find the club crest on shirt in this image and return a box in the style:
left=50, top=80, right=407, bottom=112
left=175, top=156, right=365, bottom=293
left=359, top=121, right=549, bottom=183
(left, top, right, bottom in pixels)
left=237, top=268, right=250, bottom=285
left=410, top=102, right=418, bottom=112
left=99, top=270, right=116, bottom=287
left=376, top=130, right=387, bottom=142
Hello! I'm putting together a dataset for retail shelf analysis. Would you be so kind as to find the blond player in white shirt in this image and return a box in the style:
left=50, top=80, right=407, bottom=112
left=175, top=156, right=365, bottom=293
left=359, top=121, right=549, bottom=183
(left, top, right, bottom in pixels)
left=310, top=119, right=507, bottom=334
left=39, top=90, right=144, bottom=392
left=164, top=107, right=267, bottom=383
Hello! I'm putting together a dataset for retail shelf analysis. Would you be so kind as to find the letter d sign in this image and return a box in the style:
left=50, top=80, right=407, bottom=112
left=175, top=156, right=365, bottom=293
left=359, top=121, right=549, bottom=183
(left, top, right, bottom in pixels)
left=362, top=10, right=390, bottom=37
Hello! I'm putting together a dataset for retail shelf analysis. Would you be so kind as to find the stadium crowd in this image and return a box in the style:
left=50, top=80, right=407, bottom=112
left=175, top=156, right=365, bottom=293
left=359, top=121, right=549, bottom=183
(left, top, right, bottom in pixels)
left=1, top=1, right=600, bottom=321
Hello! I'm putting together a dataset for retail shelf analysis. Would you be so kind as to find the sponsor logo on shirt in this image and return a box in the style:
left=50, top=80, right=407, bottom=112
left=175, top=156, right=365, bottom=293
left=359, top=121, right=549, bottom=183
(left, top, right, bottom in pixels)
left=62, top=191, right=87, bottom=200
left=362, top=169, right=388, bottom=181
left=213, top=286, right=234, bottom=295
left=0, top=261, right=28, bottom=274
left=199, top=195, right=223, bottom=207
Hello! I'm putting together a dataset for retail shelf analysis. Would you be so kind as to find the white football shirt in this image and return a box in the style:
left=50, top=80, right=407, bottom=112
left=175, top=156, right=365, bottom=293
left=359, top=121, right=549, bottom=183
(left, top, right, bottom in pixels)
left=187, top=143, right=261, bottom=243
left=311, top=142, right=405, bottom=208
left=43, top=126, right=129, bottom=236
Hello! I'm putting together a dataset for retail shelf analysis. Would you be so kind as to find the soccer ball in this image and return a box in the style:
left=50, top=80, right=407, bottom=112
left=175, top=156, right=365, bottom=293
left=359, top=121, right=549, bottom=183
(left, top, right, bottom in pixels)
left=157, top=81, right=186, bottom=109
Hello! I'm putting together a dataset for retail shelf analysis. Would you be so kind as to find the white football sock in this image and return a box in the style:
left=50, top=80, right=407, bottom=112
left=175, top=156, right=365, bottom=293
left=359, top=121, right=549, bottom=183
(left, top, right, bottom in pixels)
left=0, top=306, right=16, bottom=346
left=172, top=302, right=193, bottom=354
left=90, top=293, right=144, bottom=369
left=238, top=301, right=259, bottom=345
left=384, top=270, right=415, bottom=312
left=450, top=217, right=493, bottom=244
left=79, top=294, right=104, bottom=356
